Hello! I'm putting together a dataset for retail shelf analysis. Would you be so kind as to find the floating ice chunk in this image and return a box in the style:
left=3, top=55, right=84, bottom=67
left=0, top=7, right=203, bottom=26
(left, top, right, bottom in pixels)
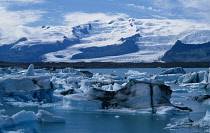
left=0, top=110, right=59, bottom=132
left=108, top=84, right=113, bottom=90
left=167, top=110, right=210, bottom=131
left=154, top=74, right=183, bottom=82
left=156, top=106, right=190, bottom=115
left=71, top=82, right=79, bottom=88
left=0, top=68, right=11, bottom=74
left=198, top=71, right=206, bottom=83
left=101, top=84, right=114, bottom=91
left=165, top=123, right=178, bottom=129
left=66, top=76, right=82, bottom=84
left=125, top=70, right=150, bottom=80
left=100, top=85, right=108, bottom=90
left=51, top=76, right=57, bottom=82
left=11, top=110, right=37, bottom=123
left=36, top=109, right=65, bottom=123
left=114, top=115, right=120, bottom=118
left=62, top=79, right=172, bottom=111
left=0, top=76, right=56, bottom=102
left=178, top=71, right=206, bottom=84
left=182, top=72, right=197, bottom=83
left=63, top=94, right=102, bottom=110
left=62, top=67, right=77, bottom=74
left=0, top=110, right=37, bottom=132
left=0, top=77, right=37, bottom=93
left=88, top=79, right=172, bottom=109
left=121, top=83, right=127, bottom=87
left=80, top=80, right=92, bottom=93
left=159, top=67, right=186, bottom=75
left=193, top=110, right=210, bottom=128
left=125, top=70, right=146, bottom=75
left=25, top=64, right=35, bottom=76
left=113, top=83, right=122, bottom=91
left=165, top=117, right=193, bottom=129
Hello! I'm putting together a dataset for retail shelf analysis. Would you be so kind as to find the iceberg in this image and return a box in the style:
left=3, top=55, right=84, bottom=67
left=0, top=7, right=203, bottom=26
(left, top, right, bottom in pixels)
left=193, top=110, right=210, bottom=128
left=153, top=67, right=187, bottom=83
left=37, top=109, right=65, bottom=123
left=125, top=70, right=150, bottom=80
left=178, top=71, right=206, bottom=84
left=0, top=109, right=65, bottom=132
left=0, top=76, right=56, bottom=102
left=0, top=110, right=38, bottom=132
left=166, top=110, right=210, bottom=132
left=166, top=117, right=194, bottom=129
left=154, top=74, right=183, bottom=82
left=63, top=94, right=102, bottom=110
left=11, top=110, right=37, bottom=124
left=62, top=67, right=77, bottom=74
left=63, top=79, right=173, bottom=112
left=156, top=106, right=190, bottom=115
left=0, top=68, right=11, bottom=74
left=25, top=64, right=35, bottom=76
left=159, top=67, right=186, bottom=75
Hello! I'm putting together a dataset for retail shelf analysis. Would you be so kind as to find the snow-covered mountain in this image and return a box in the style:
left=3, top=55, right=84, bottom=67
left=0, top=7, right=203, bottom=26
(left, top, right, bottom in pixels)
left=1, top=16, right=210, bottom=62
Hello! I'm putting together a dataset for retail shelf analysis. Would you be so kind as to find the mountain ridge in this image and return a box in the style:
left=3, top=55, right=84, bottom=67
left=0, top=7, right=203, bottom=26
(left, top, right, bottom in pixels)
left=0, top=17, right=210, bottom=62
left=162, top=40, right=210, bottom=62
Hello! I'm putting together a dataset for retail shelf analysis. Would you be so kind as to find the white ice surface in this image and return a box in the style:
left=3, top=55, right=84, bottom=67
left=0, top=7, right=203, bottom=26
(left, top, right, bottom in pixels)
left=36, top=109, right=65, bottom=123
left=25, top=64, right=35, bottom=76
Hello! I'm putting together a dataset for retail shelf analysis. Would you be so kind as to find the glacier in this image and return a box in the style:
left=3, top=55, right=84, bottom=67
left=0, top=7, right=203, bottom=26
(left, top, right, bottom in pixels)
left=0, top=16, right=210, bottom=62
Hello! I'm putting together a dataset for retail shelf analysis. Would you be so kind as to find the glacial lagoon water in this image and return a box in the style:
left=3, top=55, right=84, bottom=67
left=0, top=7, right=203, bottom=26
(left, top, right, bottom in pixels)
left=1, top=68, right=209, bottom=133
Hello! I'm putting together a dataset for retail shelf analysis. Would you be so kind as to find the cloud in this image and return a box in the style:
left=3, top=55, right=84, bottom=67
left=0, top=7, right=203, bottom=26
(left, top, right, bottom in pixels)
left=127, top=4, right=161, bottom=12
left=0, top=0, right=45, bottom=7
left=64, top=12, right=128, bottom=26
left=150, top=0, right=210, bottom=23
left=0, top=7, right=44, bottom=26
left=0, top=1, right=46, bottom=44
left=178, top=0, right=210, bottom=11
left=0, top=0, right=45, bottom=26
left=152, top=0, right=180, bottom=10
left=1, top=0, right=44, bottom=4
left=153, top=0, right=210, bottom=12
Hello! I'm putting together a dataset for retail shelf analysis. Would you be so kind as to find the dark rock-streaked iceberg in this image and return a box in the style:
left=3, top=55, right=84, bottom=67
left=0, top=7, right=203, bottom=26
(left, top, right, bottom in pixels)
left=63, top=79, right=173, bottom=112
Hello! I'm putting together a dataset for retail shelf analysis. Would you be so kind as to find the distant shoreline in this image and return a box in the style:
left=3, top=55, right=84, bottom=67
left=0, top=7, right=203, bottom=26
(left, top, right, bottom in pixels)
left=0, top=61, right=210, bottom=69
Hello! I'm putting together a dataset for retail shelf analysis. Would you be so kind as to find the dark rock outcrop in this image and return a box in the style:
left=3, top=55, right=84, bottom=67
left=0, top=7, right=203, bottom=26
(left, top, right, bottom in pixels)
left=0, top=37, right=80, bottom=62
left=72, top=24, right=92, bottom=39
left=162, top=40, right=210, bottom=62
left=71, top=34, right=140, bottom=59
